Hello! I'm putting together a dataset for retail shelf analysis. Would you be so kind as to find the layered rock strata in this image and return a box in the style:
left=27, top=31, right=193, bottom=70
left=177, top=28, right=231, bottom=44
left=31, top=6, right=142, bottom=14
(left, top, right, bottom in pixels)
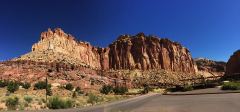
left=0, top=28, right=200, bottom=89
left=108, top=33, right=195, bottom=73
left=17, top=29, right=196, bottom=74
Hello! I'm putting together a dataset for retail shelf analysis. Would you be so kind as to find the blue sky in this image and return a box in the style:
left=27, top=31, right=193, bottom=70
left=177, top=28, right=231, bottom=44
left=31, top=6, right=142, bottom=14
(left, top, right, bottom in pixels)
left=0, top=0, right=240, bottom=62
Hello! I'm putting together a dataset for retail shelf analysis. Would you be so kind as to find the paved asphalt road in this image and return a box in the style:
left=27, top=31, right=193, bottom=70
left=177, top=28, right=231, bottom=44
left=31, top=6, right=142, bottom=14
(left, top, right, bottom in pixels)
left=43, top=90, right=240, bottom=112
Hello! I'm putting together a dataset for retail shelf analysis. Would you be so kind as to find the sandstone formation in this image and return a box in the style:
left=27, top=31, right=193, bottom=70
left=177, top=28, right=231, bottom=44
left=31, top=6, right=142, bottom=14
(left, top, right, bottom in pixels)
left=194, top=58, right=226, bottom=77
left=108, top=33, right=195, bottom=73
left=20, top=28, right=102, bottom=70
left=16, top=28, right=196, bottom=73
left=226, top=50, right=240, bottom=75
left=0, top=28, right=200, bottom=89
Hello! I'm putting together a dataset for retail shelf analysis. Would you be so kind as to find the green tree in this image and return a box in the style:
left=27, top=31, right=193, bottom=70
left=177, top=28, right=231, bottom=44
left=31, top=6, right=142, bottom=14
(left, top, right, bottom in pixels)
left=7, top=81, right=19, bottom=93
left=0, top=80, right=8, bottom=88
left=75, top=86, right=84, bottom=94
left=113, top=86, right=128, bottom=95
left=34, top=81, right=51, bottom=90
left=142, top=84, right=151, bottom=94
left=46, top=86, right=52, bottom=96
left=65, top=83, right=74, bottom=91
left=22, top=82, right=31, bottom=89
left=72, top=91, right=77, bottom=98
left=100, top=85, right=113, bottom=95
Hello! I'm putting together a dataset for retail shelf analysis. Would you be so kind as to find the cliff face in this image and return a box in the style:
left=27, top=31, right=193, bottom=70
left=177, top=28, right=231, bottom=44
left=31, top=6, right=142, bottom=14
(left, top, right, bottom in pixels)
left=226, top=50, right=240, bottom=75
left=18, top=28, right=102, bottom=70
left=108, top=33, right=195, bottom=73
left=16, top=29, right=196, bottom=73
left=2, top=28, right=202, bottom=88
left=194, top=58, right=226, bottom=77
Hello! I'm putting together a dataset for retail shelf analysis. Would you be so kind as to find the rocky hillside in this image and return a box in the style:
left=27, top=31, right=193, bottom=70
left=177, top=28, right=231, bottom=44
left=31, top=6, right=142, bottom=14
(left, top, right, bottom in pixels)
left=0, top=28, right=200, bottom=89
left=194, top=58, right=226, bottom=77
left=226, top=50, right=240, bottom=75
left=0, top=60, right=108, bottom=91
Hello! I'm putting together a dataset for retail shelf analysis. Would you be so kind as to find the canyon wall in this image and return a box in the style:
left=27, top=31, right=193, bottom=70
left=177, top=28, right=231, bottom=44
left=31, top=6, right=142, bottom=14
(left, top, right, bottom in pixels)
left=0, top=28, right=202, bottom=88
left=226, top=50, right=240, bottom=75
left=18, top=28, right=196, bottom=73
left=29, top=28, right=102, bottom=69
left=108, top=33, right=195, bottom=73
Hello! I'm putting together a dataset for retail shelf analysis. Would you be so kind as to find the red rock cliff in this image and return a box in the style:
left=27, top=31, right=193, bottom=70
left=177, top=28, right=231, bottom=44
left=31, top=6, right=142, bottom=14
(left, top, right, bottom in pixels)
left=19, top=28, right=102, bottom=69
left=17, top=29, right=196, bottom=73
left=108, top=33, right=196, bottom=73
left=226, top=50, right=240, bottom=75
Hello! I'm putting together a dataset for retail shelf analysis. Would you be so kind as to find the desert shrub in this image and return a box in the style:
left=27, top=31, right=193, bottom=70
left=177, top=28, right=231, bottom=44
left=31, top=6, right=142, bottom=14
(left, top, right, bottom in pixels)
left=41, top=98, right=46, bottom=103
left=19, top=103, right=25, bottom=110
left=166, top=85, right=183, bottom=92
left=75, top=86, right=81, bottom=92
left=193, top=82, right=219, bottom=90
left=24, top=96, right=33, bottom=103
left=7, top=81, right=19, bottom=93
left=192, top=84, right=206, bottom=89
left=205, top=83, right=219, bottom=88
left=100, top=85, right=113, bottom=95
left=34, top=81, right=46, bottom=89
left=113, top=86, right=128, bottom=95
left=0, top=80, right=8, bottom=87
left=75, top=86, right=84, bottom=94
left=167, top=85, right=193, bottom=92
left=17, top=82, right=24, bottom=86
left=90, top=78, right=94, bottom=85
left=65, top=83, right=74, bottom=91
left=87, top=93, right=100, bottom=105
left=182, top=85, right=193, bottom=92
left=34, top=81, right=51, bottom=90
left=47, top=96, right=73, bottom=109
left=222, top=82, right=240, bottom=90
left=141, top=84, right=151, bottom=94
left=21, top=82, right=31, bottom=89
left=46, top=86, right=52, bottom=96
left=5, top=97, right=19, bottom=110
left=64, top=99, right=73, bottom=108
left=72, top=91, right=77, bottom=98
left=72, top=87, right=84, bottom=98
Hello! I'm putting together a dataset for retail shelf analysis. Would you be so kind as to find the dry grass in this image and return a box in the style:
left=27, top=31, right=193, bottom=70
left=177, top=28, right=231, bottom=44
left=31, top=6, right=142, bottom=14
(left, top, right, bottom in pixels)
left=0, top=87, right=46, bottom=110
left=0, top=85, right=135, bottom=111
left=152, top=88, right=165, bottom=93
left=128, top=89, right=143, bottom=94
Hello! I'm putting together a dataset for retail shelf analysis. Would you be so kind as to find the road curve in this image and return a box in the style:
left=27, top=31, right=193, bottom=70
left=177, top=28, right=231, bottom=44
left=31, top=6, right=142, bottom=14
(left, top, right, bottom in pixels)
left=38, top=92, right=240, bottom=112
